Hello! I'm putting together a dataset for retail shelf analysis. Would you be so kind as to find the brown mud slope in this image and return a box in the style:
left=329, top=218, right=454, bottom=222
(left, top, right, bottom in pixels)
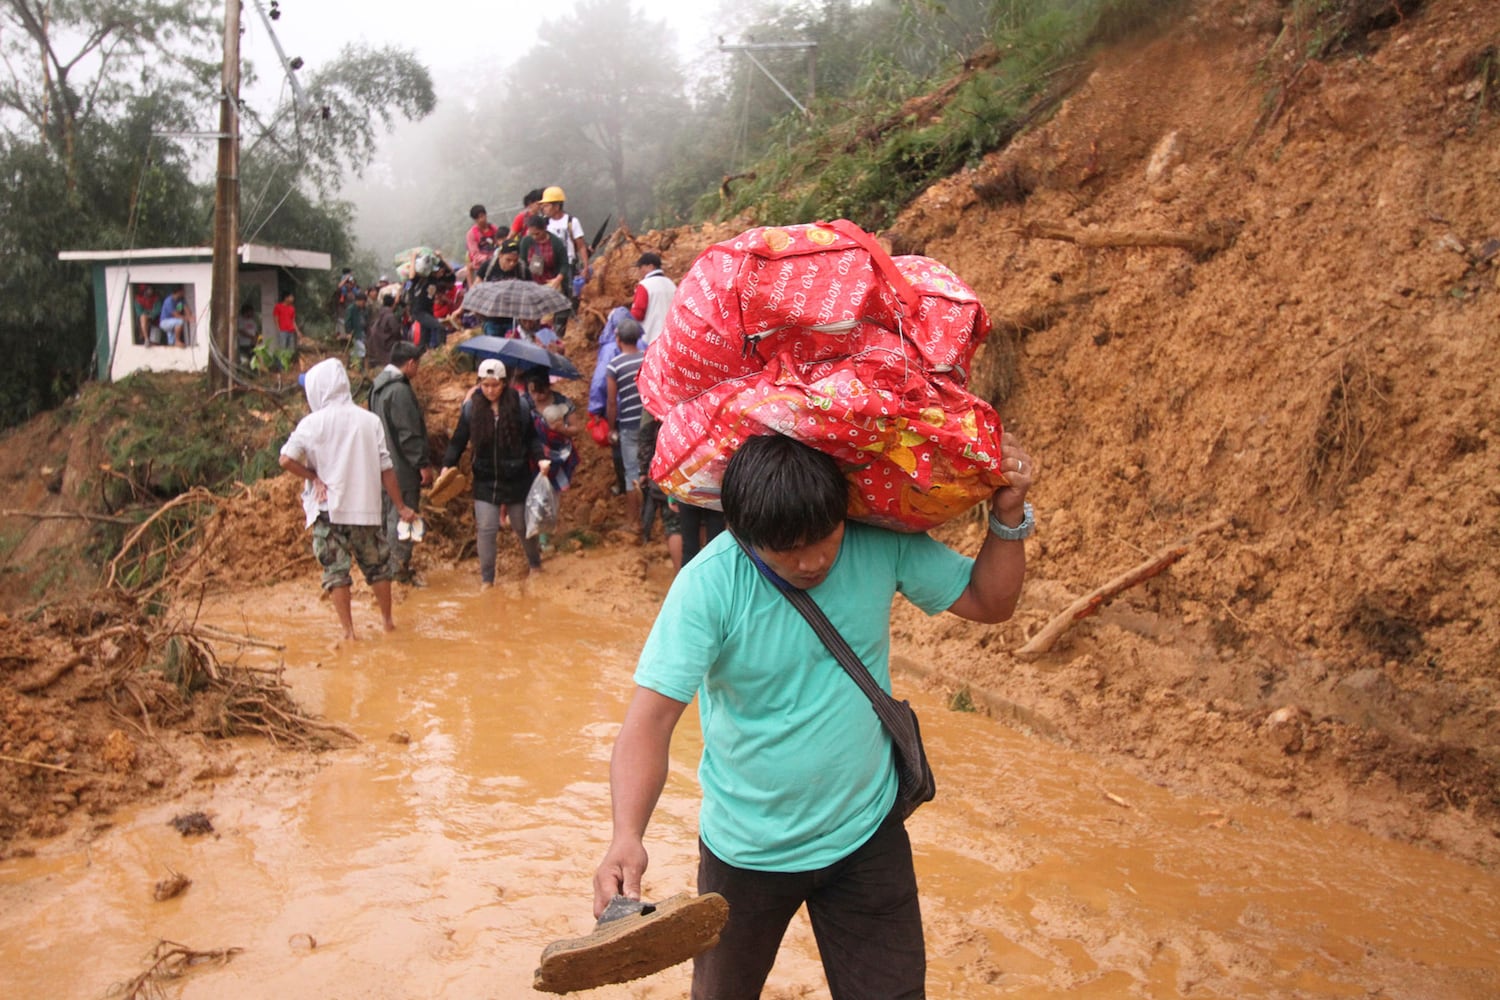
left=888, top=0, right=1500, bottom=864
left=2, top=0, right=1497, bottom=866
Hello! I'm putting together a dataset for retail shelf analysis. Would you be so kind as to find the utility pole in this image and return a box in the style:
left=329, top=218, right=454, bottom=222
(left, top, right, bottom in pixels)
left=208, top=0, right=241, bottom=392
left=718, top=40, right=819, bottom=117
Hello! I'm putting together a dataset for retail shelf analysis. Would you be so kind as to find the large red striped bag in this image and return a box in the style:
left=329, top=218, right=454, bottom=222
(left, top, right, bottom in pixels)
left=636, top=220, right=1005, bottom=532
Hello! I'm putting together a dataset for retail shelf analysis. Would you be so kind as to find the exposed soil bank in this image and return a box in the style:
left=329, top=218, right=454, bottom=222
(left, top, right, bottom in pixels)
left=1, top=0, right=1497, bottom=872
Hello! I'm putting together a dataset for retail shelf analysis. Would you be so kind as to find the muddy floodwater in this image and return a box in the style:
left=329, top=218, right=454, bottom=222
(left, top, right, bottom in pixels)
left=2, top=566, right=1498, bottom=998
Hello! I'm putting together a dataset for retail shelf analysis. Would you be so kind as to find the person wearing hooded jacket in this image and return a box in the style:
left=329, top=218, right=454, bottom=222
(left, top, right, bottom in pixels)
left=366, top=292, right=403, bottom=370
left=279, top=358, right=415, bottom=639
left=590, top=306, right=630, bottom=495
left=439, top=359, right=546, bottom=584
left=370, top=342, right=434, bottom=583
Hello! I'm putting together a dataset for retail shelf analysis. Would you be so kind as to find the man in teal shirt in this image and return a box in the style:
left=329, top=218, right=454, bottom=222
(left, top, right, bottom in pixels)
left=593, top=431, right=1035, bottom=998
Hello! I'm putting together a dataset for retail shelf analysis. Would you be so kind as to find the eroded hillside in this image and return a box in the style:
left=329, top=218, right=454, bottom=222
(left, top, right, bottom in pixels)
left=880, top=0, right=1500, bottom=863
left=1, top=0, right=1496, bottom=866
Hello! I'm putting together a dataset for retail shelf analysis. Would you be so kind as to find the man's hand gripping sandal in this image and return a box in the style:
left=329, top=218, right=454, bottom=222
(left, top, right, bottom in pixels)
left=533, top=892, right=730, bottom=994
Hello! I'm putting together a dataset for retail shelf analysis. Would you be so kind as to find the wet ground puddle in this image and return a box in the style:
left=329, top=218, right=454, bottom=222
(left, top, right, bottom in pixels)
left=2, top=568, right=1496, bottom=998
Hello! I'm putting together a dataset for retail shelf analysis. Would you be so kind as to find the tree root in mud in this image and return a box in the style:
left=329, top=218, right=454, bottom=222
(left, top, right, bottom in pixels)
left=103, top=617, right=358, bottom=751
left=1008, top=218, right=1242, bottom=261
left=105, top=487, right=227, bottom=602
left=1018, top=518, right=1230, bottom=657
left=3, top=586, right=357, bottom=851
left=112, top=939, right=242, bottom=1000
left=204, top=667, right=358, bottom=750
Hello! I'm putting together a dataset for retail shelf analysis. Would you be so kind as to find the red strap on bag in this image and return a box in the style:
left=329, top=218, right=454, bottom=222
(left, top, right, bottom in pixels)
left=818, top=219, right=921, bottom=316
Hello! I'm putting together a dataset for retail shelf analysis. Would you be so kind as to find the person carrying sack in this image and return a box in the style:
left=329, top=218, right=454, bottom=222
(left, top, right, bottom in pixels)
left=592, top=429, right=1034, bottom=998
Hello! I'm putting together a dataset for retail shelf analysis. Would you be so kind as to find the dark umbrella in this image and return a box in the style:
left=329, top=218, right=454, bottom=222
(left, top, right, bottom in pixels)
left=462, top=280, right=572, bottom=320
left=456, top=335, right=582, bottom=379
left=589, top=214, right=612, bottom=253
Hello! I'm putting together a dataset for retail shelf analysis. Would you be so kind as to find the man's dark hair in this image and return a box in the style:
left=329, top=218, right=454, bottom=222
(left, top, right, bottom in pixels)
left=635, top=252, right=662, bottom=269
left=382, top=293, right=395, bottom=307
left=721, top=435, right=847, bottom=550
left=470, top=204, right=487, bottom=220
left=525, top=367, right=551, bottom=391
left=526, top=213, right=548, bottom=233
left=523, top=187, right=544, bottom=205
left=391, top=342, right=422, bottom=366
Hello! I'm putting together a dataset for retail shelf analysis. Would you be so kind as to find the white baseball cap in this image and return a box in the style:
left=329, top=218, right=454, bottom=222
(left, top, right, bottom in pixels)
left=477, top=359, right=507, bottom=381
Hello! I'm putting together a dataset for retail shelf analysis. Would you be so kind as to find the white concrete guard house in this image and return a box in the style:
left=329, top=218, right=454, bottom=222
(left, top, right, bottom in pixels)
left=58, top=244, right=332, bottom=381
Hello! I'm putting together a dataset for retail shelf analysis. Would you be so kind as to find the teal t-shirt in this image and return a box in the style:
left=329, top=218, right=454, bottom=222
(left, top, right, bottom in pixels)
left=634, top=522, right=973, bottom=871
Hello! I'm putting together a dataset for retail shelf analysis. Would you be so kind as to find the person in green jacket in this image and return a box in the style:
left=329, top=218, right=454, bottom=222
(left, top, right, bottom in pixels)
left=369, top=342, right=433, bottom=584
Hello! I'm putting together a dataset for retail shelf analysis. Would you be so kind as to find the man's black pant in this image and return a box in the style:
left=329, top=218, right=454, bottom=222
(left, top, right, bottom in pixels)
left=692, top=806, right=924, bottom=999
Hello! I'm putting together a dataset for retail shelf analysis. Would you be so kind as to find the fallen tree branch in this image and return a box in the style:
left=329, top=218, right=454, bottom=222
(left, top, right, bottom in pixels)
left=1007, top=220, right=1238, bottom=259
left=192, top=623, right=285, bottom=652
left=0, top=507, right=136, bottom=525
left=1017, top=518, right=1230, bottom=657
left=15, top=654, right=87, bottom=693
left=105, top=488, right=224, bottom=592
left=0, top=753, right=71, bottom=772
left=114, top=938, right=242, bottom=999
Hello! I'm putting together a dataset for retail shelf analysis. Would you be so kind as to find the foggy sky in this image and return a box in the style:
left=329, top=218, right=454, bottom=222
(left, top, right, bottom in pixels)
left=240, top=0, right=721, bottom=264
left=240, top=0, right=716, bottom=104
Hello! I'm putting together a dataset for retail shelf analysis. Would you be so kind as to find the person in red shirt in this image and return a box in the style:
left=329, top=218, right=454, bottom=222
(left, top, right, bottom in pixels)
left=133, top=285, right=159, bottom=346
left=509, top=187, right=544, bottom=237
left=629, top=252, right=677, bottom=348
left=466, top=204, right=501, bottom=282
left=433, top=281, right=466, bottom=336
left=271, top=292, right=302, bottom=351
left=519, top=215, right=570, bottom=290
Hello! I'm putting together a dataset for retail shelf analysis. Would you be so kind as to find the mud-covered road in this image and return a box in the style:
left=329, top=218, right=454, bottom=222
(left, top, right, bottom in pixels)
left=3, top=562, right=1496, bottom=998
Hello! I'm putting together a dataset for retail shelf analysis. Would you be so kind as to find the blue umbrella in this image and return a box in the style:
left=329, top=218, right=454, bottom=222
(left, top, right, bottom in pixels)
left=456, top=335, right=582, bottom=379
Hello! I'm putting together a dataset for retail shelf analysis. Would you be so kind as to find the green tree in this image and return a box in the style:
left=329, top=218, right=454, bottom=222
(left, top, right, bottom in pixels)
left=246, top=43, right=436, bottom=198
left=0, top=5, right=436, bottom=429
left=0, top=0, right=218, bottom=185
left=497, top=0, right=689, bottom=229
left=240, top=43, right=435, bottom=318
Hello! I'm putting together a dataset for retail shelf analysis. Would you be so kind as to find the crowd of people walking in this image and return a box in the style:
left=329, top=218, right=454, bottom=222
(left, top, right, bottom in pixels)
left=275, top=181, right=722, bottom=612
left=271, top=198, right=1047, bottom=999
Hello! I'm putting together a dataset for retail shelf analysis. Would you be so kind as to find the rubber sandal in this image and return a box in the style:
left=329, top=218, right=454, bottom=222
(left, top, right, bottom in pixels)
left=533, top=892, right=729, bottom=994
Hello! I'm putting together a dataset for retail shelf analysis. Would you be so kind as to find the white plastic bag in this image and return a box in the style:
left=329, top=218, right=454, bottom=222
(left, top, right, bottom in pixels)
left=524, top=468, right=558, bottom=539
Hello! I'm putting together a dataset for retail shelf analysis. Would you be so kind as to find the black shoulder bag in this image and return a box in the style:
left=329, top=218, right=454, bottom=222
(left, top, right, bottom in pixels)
left=733, top=535, right=936, bottom=819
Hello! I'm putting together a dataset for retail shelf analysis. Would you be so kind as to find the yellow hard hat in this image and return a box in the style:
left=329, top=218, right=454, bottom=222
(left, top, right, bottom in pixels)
left=541, top=185, right=566, bottom=203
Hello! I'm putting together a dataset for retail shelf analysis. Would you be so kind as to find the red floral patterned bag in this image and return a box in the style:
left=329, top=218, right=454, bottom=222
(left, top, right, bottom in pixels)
left=637, top=220, right=1005, bottom=532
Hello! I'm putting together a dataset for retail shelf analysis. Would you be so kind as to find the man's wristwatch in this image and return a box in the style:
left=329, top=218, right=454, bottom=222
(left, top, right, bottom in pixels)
left=988, top=502, right=1035, bottom=541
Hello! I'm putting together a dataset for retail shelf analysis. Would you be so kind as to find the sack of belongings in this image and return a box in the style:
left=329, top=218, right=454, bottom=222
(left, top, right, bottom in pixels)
left=636, top=219, right=1006, bottom=532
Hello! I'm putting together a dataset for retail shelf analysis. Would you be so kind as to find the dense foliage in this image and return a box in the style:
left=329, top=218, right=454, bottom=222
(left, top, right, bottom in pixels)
left=692, top=0, right=1189, bottom=228
left=0, top=0, right=432, bottom=431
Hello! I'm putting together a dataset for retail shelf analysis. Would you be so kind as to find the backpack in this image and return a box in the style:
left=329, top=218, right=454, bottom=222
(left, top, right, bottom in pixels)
left=551, top=213, right=579, bottom=267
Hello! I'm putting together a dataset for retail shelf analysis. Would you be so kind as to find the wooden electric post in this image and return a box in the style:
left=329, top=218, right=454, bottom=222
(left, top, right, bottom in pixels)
left=208, top=0, right=241, bottom=392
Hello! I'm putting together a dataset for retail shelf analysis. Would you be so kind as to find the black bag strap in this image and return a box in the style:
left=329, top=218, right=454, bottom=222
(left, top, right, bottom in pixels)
left=731, top=533, right=924, bottom=755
